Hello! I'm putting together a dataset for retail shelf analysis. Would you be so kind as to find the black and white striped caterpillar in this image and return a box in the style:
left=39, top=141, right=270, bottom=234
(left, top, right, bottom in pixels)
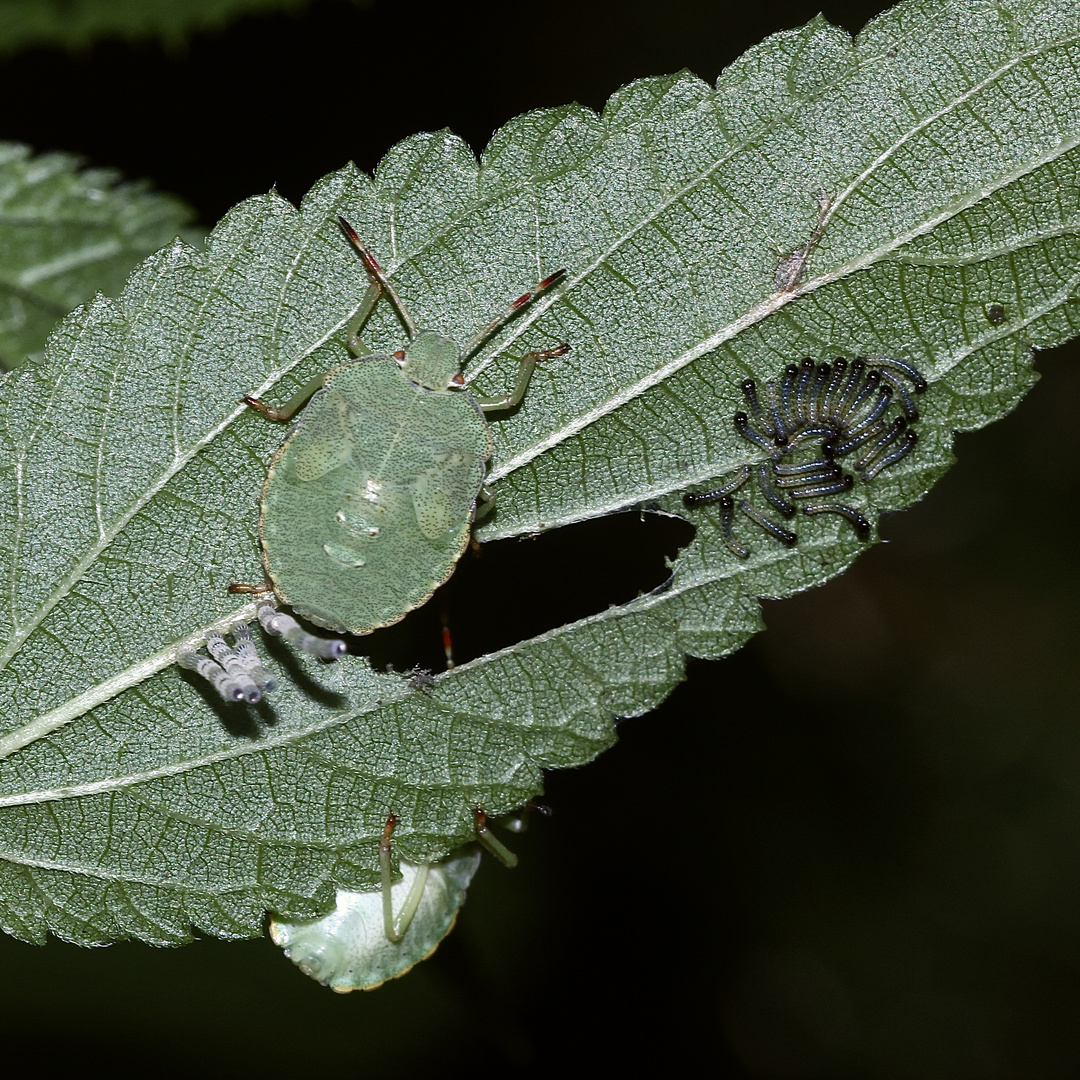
left=684, top=356, right=926, bottom=557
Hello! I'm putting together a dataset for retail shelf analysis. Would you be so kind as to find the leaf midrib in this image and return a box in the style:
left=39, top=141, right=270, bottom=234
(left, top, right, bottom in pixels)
left=0, top=516, right=740, bottom=804
left=0, top=217, right=354, bottom=679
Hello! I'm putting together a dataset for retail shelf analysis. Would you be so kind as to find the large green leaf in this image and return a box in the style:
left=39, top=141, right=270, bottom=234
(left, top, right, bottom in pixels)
left=0, top=143, right=196, bottom=368
left=0, top=0, right=359, bottom=53
left=0, top=0, right=1077, bottom=946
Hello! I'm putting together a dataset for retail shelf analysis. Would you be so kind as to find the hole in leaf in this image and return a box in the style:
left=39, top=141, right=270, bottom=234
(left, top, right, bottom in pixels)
left=360, top=510, right=694, bottom=673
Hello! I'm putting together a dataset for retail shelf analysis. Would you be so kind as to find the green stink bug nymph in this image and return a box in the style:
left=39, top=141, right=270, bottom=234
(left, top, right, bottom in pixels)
left=244, top=218, right=569, bottom=635
left=269, top=807, right=523, bottom=991
left=270, top=849, right=483, bottom=993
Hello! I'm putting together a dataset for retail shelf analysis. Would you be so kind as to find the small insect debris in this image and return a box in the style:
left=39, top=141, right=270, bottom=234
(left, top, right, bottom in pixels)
left=684, top=355, right=927, bottom=556
left=773, top=187, right=834, bottom=293
left=177, top=603, right=346, bottom=705
left=407, top=666, right=437, bottom=690
left=493, top=797, right=552, bottom=835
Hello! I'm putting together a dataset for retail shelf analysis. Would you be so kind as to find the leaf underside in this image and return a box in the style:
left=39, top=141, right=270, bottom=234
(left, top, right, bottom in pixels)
left=0, top=143, right=196, bottom=369
left=0, top=0, right=1077, bottom=945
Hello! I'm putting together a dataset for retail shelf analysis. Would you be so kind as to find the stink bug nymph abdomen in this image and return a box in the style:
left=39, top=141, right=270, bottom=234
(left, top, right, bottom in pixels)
left=246, top=218, right=569, bottom=635
left=259, top=349, right=491, bottom=632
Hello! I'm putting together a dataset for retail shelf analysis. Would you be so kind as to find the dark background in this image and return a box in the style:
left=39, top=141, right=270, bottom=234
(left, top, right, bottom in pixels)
left=1, top=1, right=1079, bottom=1076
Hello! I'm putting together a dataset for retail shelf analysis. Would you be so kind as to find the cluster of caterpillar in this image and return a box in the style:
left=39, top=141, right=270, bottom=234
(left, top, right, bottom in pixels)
left=685, top=356, right=926, bottom=557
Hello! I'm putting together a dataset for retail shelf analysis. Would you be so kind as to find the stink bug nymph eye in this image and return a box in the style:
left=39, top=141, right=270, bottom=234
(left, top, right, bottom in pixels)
left=243, top=217, right=570, bottom=636
left=684, top=355, right=926, bottom=556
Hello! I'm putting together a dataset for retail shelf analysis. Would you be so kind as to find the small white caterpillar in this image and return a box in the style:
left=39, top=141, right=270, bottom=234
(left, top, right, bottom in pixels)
left=256, top=603, right=347, bottom=661
left=177, top=645, right=262, bottom=704
left=230, top=621, right=278, bottom=692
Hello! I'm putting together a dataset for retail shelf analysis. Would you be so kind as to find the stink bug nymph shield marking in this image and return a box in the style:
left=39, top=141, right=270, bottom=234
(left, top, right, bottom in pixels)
left=246, top=218, right=569, bottom=635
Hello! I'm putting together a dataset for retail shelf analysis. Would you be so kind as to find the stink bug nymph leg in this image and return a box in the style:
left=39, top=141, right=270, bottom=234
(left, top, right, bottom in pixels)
left=469, top=341, right=571, bottom=414
left=242, top=216, right=571, bottom=637
left=226, top=581, right=274, bottom=597
left=378, top=813, right=432, bottom=944
left=473, top=806, right=519, bottom=868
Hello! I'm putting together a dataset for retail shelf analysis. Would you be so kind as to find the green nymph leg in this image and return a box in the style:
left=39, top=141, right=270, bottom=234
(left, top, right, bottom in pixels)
left=378, top=814, right=432, bottom=943
left=457, top=264, right=569, bottom=413
left=473, top=806, right=519, bottom=868
left=242, top=371, right=331, bottom=422
left=343, top=279, right=382, bottom=359
left=472, top=343, right=571, bottom=414
left=245, top=216, right=423, bottom=420
left=467, top=339, right=568, bottom=522
left=472, top=485, right=496, bottom=523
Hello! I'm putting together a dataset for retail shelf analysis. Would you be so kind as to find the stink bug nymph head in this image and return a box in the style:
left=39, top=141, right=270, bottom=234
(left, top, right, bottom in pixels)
left=401, top=332, right=463, bottom=391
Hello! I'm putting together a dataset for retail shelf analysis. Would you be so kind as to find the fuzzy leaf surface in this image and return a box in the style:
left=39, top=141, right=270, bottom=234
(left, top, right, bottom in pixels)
left=0, top=0, right=1077, bottom=944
